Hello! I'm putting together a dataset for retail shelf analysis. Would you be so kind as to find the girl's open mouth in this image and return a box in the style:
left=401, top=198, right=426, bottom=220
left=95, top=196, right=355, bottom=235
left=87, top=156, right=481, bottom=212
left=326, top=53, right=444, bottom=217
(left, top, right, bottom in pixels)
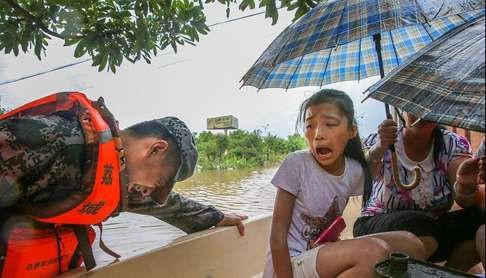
left=316, top=147, right=332, bottom=159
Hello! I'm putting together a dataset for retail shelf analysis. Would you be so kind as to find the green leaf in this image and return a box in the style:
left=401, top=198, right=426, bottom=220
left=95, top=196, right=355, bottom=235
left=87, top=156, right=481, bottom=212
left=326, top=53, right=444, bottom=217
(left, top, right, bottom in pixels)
left=265, top=0, right=278, bottom=25
left=294, top=5, right=309, bottom=20
left=74, top=38, right=88, bottom=58
left=98, top=53, right=109, bottom=71
left=110, top=58, right=117, bottom=73
left=34, top=34, right=44, bottom=60
left=239, top=1, right=248, bottom=10
left=170, top=41, right=177, bottom=53
left=142, top=54, right=151, bottom=64
left=20, top=31, right=30, bottom=52
left=239, top=0, right=255, bottom=10
left=64, top=38, right=82, bottom=46
left=12, top=45, right=19, bottom=56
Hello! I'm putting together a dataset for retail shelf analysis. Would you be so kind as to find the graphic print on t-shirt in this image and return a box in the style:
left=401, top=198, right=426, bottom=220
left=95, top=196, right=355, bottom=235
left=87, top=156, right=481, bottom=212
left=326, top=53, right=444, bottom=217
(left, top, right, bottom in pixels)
left=300, top=196, right=340, bottom=250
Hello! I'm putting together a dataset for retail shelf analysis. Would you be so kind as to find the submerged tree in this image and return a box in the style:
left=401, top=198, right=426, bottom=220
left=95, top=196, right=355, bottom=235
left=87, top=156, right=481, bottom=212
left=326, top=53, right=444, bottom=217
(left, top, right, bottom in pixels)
left=0, top=0, right=322, bottom=73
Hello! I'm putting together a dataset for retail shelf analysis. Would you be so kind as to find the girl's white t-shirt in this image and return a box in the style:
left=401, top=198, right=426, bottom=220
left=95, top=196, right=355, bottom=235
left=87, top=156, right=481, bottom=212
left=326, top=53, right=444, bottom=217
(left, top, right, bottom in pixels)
left=263, top=150, right=364, bottom=277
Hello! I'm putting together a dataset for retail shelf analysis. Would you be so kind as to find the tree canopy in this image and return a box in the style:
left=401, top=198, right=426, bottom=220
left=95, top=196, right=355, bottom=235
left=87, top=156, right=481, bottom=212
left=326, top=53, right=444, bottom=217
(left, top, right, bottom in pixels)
left=196, top=130, right=306, bottom=170
left=0, top=0, right=322, bottom=73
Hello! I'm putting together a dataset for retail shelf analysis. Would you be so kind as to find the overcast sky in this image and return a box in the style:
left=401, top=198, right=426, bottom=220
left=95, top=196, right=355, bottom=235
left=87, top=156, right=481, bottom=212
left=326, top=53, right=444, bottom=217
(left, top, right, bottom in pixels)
left=0, top=5, right=386, bottom=138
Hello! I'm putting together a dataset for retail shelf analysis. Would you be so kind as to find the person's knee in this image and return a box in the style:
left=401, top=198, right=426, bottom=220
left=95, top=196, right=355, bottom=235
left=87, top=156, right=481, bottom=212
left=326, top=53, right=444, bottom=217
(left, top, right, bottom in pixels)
left=418, top=236, right=439, bottom=258
left=398, top=231, right=426, bottom=259
left=358, top=238, right=391, bottom=262
left=476, top=225, right=485, bottom=245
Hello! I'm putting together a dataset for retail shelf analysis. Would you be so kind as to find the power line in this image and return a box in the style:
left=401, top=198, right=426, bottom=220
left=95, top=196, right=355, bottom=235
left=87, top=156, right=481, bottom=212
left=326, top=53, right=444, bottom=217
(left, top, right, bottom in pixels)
left=156, top=59, right=189, bottom=69
left=0, top=58, right=90, bottom=86
left=208, top=10, right=267, bottom=27
left=0, top=9, right=275, bottom=86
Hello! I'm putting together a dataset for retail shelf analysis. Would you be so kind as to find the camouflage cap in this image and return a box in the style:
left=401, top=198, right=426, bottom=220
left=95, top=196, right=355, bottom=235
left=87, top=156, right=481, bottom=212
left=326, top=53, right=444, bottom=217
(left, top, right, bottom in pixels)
left=155, top=117, right=198, bottom=182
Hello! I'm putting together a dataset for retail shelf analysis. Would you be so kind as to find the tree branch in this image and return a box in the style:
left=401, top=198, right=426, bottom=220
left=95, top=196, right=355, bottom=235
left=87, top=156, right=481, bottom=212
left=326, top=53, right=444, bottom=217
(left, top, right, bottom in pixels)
left=2, top=0, right=83, bottom=39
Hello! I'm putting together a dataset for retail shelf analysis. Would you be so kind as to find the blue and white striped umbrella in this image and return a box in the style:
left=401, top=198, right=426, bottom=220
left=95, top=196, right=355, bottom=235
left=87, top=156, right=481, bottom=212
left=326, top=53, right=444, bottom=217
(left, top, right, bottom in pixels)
left=241, top=0, right=485, bottom=90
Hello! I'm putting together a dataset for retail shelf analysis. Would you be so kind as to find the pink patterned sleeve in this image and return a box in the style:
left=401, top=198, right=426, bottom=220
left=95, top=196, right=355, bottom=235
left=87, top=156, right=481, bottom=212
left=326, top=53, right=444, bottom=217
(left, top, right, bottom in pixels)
left=444, top=130, right=472, bottom=161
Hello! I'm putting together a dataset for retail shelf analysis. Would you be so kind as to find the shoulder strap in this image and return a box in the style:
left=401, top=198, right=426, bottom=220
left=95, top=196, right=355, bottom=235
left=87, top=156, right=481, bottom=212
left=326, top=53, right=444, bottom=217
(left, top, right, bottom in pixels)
left=71, top=225, right=97, bottom=271
left=96, top=223, right=121, bottom=260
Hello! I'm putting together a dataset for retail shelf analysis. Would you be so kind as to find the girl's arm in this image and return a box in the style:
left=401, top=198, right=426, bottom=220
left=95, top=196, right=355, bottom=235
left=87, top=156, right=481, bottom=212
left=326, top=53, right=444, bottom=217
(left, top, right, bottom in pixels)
left=270, top=188, right=296, bottom=278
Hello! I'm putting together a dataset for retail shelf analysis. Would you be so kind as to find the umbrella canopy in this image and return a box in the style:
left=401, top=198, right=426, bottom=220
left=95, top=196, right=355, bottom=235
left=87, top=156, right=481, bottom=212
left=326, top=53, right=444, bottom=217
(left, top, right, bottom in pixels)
left=365, top=15, right=485, bottom=132
left=241, top=0, right=484, bottom=90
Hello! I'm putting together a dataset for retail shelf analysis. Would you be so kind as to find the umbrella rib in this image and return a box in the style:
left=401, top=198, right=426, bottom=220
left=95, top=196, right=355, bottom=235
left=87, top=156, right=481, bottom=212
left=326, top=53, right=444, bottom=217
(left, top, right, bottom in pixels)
left=431, top=2, right=446, bottom=21
left=330, top=0, right=349, bottom=48
left=388, top=30, right=401, bottom=67
left=456, top=13, right=466, bottom=23
left=368, top=16, right=482, bottom=96
left=357, top=37, right=362, bottom=81
left=317, top=0, right=349, bottom=88
left=319, top=48, right=334, bottom=88
left=413, top=0, right=424, bottom=23
left=463, top=99, right=485, bottom=131
left=240, top=15, right=297, bottom=85
left=420, top=22, right=434, bottom=42
left=378, top=91, right=432, bottom=112
left=314, top=1, right=340, bottom=88
left=285, top=55, right=305, bottom=91
left=255, top=23, right=300, bottom=89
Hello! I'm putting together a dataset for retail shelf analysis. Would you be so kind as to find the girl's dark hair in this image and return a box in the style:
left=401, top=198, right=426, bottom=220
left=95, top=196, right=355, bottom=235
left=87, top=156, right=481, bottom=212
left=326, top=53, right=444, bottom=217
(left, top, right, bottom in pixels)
left=296, top=89, right=373, bottom=206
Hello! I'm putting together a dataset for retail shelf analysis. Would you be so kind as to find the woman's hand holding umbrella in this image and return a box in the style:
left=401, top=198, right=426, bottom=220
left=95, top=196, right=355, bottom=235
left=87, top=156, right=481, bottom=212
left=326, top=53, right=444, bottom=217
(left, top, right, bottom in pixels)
left=367, top=119, right=398, bottom=173
left=368, top=119, right=421, bottom=190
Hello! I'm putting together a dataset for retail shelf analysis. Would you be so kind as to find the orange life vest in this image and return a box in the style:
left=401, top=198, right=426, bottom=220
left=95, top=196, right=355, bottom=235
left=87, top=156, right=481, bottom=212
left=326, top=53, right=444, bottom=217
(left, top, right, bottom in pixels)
left=0, top=92, right=123, bottom=277
left=0, top=92, right=122, bottom=224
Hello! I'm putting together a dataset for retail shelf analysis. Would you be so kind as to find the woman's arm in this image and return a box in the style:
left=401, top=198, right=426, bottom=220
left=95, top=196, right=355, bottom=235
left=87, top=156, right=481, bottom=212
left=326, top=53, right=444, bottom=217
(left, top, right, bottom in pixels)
left=270, top=188, right=296, bottom=278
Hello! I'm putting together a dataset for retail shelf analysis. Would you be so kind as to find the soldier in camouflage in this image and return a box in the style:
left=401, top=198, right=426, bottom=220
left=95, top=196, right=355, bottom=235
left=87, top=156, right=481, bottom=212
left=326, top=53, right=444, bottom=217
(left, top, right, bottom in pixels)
left=0, top=100, right=246, bottom=235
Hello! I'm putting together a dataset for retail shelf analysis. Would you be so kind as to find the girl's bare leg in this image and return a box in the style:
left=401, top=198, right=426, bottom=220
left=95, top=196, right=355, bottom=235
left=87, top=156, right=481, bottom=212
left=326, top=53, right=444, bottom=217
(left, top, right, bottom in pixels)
left=315, top=237, right=391, bottom=278
left=360, top=231, right=426, bottom=260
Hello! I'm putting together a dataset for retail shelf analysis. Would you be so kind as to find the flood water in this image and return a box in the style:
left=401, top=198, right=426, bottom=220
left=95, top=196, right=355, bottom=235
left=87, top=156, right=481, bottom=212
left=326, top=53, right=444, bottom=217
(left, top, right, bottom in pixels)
left=93, top=167, right=279, bottom=266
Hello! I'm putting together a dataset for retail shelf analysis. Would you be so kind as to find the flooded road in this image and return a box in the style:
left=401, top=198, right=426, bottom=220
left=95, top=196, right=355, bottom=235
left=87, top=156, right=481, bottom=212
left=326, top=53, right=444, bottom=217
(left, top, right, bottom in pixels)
left=93, top=167, right=278, bottom=265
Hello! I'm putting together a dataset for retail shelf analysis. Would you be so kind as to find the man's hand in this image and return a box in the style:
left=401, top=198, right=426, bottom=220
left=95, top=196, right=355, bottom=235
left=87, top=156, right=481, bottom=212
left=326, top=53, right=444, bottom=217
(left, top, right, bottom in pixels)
left=215, top=213, right=248, bottom=236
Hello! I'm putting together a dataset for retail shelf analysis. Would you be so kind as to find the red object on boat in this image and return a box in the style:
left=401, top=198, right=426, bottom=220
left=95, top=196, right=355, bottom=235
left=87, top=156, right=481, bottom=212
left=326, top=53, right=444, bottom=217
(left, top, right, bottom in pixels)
left=314, top=216, right=346, bottom=246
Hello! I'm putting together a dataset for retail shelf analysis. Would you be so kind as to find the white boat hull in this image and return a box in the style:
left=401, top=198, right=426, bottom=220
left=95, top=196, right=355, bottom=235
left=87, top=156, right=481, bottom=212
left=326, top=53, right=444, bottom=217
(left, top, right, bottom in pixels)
left=63, top=214, right=272, bottom=278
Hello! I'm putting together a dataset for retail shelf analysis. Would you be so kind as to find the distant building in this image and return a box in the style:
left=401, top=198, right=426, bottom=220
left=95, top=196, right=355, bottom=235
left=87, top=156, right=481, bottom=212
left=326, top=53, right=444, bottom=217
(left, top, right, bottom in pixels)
left=207, top=115, right=239, bottom=130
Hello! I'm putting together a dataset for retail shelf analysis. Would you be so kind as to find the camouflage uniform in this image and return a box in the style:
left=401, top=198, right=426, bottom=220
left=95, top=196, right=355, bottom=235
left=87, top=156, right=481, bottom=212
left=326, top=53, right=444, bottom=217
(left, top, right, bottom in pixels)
left=0, top=113, right=223, bottom=234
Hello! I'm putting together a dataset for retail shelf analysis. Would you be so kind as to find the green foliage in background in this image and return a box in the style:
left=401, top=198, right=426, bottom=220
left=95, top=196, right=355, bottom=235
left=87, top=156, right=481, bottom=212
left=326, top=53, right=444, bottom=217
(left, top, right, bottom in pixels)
left=0, top=0, right=324, bottom=73
left=196, top=129, right=306, bottom=170
left=0, top=97, right=6, bottom=114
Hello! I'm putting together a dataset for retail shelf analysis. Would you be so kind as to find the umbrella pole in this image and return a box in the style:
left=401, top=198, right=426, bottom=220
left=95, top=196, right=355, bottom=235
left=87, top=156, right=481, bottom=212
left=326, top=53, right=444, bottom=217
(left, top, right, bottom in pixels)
left=372, top=34, right=394, bottom=121
left=372, top=33, right=421, bottom=191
